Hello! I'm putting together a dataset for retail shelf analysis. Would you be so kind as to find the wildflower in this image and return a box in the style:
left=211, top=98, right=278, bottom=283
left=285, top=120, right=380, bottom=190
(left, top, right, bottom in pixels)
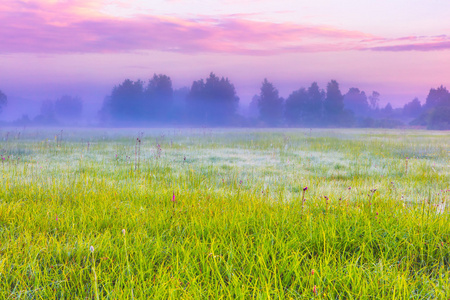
left=172, top=192, right=176, bottom=203
left=348, top=186, right=351, bottom=190
left=239, top=180, right=243, bottom=185
left=311, top=269, right=315, bottom=275
left=122, top=229, right=126, bottom=236
left=313, top=285, right=317, bottom=294
left=301, top=187, right=308, bottom=206
left=90, top=246, right=94, bottom=253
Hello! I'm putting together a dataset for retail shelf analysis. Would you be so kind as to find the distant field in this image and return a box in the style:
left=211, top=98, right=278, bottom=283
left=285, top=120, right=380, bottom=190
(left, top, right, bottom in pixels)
left=0, top=127, right=449, bottom=298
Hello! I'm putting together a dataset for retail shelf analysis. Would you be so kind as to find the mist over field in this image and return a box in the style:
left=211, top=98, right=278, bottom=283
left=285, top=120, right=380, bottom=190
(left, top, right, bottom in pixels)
left=0, top=74, right=449, bottom=130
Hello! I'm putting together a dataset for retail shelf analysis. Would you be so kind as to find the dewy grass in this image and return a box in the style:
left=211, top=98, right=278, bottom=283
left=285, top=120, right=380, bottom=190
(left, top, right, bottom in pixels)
left=0, top=127, right=449, bottom=298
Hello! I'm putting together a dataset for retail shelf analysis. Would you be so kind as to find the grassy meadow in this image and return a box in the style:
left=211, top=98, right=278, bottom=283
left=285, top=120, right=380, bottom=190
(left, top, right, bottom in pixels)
left=0, top=127, right=449, bottom=299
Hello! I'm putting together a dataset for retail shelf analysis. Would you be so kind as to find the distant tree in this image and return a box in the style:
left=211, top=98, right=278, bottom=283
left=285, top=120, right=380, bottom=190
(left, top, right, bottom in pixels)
left=55, top=95, right=83, bottom=120
left=425, top=85, right=450, bottom=109
left=100, top=75, right=174, bottom=124
left=12, top=114, right=32, bottom=126
left=285, top=88, right=308, bottom=125
left=0, top=89, right=7, bottom=115
left=344, top=88, right=369, bottom=116
left=323, top=80, right=344, bottom=124
left=368, top=91, right=380, bottom=110
left=284, top=82, right=324, bottom=126
left=247, top=95, right=260, bottom=118
left=143, top=74, right=173, bottom=121
left=108, top=79, right=145, bottom=122
left=382, top=102, right=393, bottom=115
left=428, top=107, right=450, bottom=130
left=403, top=97, right=422, bottom=117
left=423, top=85, right=450, bottom=129
left=411, top=86, right=450, bottom=129
left=34, top=100, right=57, bottom=125
left=258, top=79, right=283, bottom=126
left=305, top=82, right=324, bottom=124
left=187, top=73, right=239, bottom=125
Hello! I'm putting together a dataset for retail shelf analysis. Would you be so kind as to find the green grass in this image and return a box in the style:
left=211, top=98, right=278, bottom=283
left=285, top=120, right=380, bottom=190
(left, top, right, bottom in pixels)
left=0, top=127, right=449, bottom=298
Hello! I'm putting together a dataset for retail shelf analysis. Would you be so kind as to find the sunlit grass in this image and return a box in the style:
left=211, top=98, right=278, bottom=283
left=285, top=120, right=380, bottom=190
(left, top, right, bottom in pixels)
left=0, top=127, right=449, bottom=298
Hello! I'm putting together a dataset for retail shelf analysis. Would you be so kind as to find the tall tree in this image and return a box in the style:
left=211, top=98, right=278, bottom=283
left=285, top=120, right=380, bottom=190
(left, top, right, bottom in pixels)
left=324, top=80, right=344, bottom=123
left=428, top=107, right=450, bottom=130
left=144, top=74, right=173, bottom=121
left=0, top=90, right=7, bottom=115
left=305, top=82, right=324, bottom=124
left=247, top=95, right=260, bottom=118
left=382, top=103, right=393, bottom=115
left=187, top=73, right=239, bottom=125
left=258, top=79, right=283, bottom=126
left=108, top=79, right=145, bottom=122
left=424, top=85, right=450, bottom=129
left=344, top=88, right=369, bottom=116
left=285, top=88, right=308, bottom=125
left=368, top=91, right=380, bottom=110
left=425, top=85, right=450, bottom=109
left=403, top=97, right=422, bottom=117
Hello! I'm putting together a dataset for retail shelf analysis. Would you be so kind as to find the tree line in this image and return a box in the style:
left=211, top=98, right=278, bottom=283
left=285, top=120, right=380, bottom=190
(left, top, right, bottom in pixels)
left=98, top=73, right=450, bottom=129
left=5, top=95, right=84, bottom=126
left=98, top=73, right=239, bottom=126
left=1, top=73, right=449, bottom=129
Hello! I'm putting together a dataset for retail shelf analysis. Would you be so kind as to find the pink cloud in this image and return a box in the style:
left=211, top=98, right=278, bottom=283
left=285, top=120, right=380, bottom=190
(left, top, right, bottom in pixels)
left=367, top=42, right=450, bottom=51
left=1, top=1, right=449, bottom=55
left=365, top=35, right=450, bottom=51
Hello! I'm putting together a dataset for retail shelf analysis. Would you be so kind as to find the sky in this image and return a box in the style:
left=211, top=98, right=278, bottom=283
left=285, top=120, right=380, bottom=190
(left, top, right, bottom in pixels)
left=1, top=0, right=450, bottom=119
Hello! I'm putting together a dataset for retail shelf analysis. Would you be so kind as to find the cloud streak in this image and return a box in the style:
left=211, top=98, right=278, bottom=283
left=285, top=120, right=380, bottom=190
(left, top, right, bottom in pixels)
left=365, top=35, right=450, bottom=52
left=1, top=1, right=449, bottom=55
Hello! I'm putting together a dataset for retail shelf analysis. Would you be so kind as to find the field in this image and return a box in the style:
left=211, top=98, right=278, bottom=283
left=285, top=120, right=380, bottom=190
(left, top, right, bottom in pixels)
left=0, top=127, right=449, bottom=299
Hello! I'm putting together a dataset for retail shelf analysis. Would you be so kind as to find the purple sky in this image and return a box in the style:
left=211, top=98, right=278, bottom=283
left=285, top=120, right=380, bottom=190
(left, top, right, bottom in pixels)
left=1, top=0, right=450, bottom=119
